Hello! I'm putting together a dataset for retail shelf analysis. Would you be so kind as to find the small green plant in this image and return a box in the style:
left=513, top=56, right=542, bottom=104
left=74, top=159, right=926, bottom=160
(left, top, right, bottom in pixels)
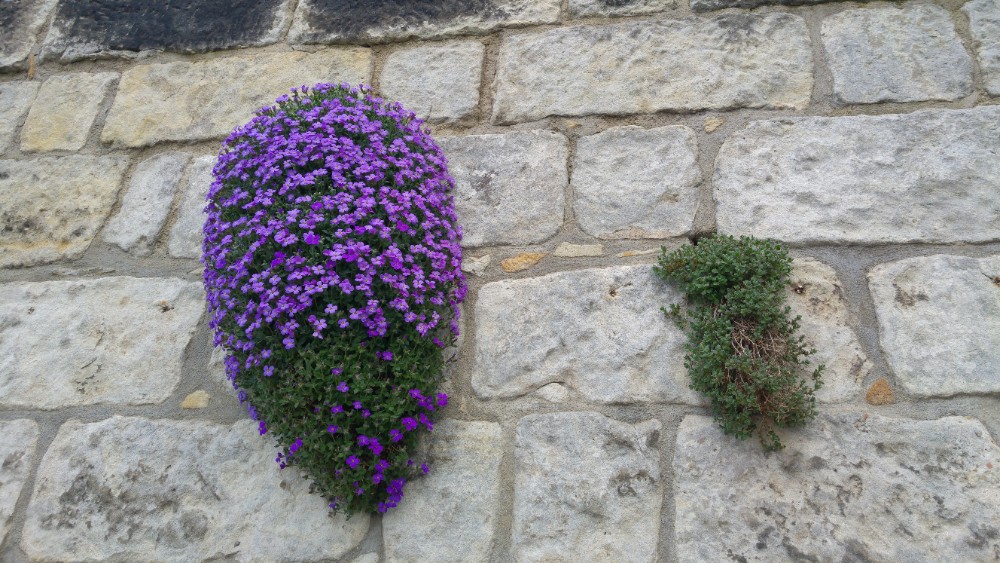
left=654, top=235, right=823, bottom=450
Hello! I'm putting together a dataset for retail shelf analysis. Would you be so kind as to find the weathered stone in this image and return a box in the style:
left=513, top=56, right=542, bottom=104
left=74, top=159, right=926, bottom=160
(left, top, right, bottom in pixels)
left=180, top=390, right=211, bottom=409
left=514, top=412, right=662, bottom=562
left=381, top=41, right=484, bottom=124
left=461, top=254, right=491, bottom=276
left=22, top=417, right=370, bottom=561
left=534, top=382, right=569, bottom=402
left=553, top=242, right=604, bottom=257
left=102, top=50, right=371, bottom=147
left=715, top=106, right=1000, bottom=244
left=169, top=156, right=214, bottom=259
left=866, top=378, right=895, bottom=406
left=493, top=14, right=812, bottom=123
left=21, top=72, right=118, bottom=152
left=569, top=0, right=675, bottom=18
left=290, top=0, right=560, bottom=44
left=573, top=125, right=700, bottom=239
left=0, top=156, right=128, bottom=267
left=869, top=254, right=1000, bottom=397
left=383, top=420, right=503, bottom=562
left=0, top=0, right=56, bottom=70
left=0, top=277, right=204, bottom=409
left=41, top=0, right=293, bottom=62
left=473, top=265, right=698, bottom=404
left=438, top=131, right=567, bottom=247
left=501, top=252, right=546, bottom=273
left=0, top=82, right=38, bottom=153
left=822, top=5, right=972, bottom=104
left=353, top=554, right=379, bottom=563
left=103, top=153, right=190, bottom=255
left=692, top=0, right=867, bottom=11
left=786, top=257, right=871, bottom=403
left=0, top=420, right=39, bottom=546
left=964, top=0, right=1000, bottom=96
left=703, top=116, right=724, bottom=133
left=674, top=413, right=1000, bottom=561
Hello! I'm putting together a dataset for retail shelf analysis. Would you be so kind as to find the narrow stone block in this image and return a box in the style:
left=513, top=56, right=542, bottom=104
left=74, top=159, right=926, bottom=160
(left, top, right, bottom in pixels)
left=168, top=156, right=214, bottom=259
left=964, top=0, right=1000, bottom=96
left=569, top=0, right=676, bottom=18
left=103, top=153, right=191, bottom=255
left=0, top=82, right=38, bottom=153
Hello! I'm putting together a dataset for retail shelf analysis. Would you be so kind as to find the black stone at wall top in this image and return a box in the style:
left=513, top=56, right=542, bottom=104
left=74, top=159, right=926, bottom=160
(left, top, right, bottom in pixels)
left=294, top=0, right=504, bottom=43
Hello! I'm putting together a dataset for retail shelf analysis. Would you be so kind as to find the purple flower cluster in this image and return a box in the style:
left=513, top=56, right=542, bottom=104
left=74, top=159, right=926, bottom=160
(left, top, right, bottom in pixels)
left=202, top=83, right=466, bottom=516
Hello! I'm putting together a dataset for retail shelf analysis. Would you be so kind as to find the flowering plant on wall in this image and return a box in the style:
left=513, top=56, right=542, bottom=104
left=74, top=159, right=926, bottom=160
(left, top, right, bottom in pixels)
left=202, top=83, right=467, bottom=515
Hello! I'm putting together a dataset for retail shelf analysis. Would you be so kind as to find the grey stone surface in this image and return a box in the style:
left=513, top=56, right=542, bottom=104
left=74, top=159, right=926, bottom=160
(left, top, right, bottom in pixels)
left=786, top=257, right=871, bottom=403
left=0, top=420, right=39, bottom=546
left=102, top=50, right=371, bottom=147
left=41, top=0, right=294, bottom=62
left=492, top=14, right=812, bottom=123
left=168, top=156, right=214, bottom=259
left=381, top=41, right=484, bottom=124
left=383, top=420, right=503, bottom=562
left=715, top=106, right=1000, bottom=244
left=22, top=417, right=370, bottom=561
left=461, top=254, right=491, bottom=276
left=0, top=156, right=129, bottom=268
left=438, top=131, right=567, bottom=247
left=691, top=0, right=867, bottom=11
left=569, top=0, right=676, bottom=18
left=514, top=412, right=662, bottom=562
left=572, top=125, right=700, bottom=239
left=0, top=82, right=38, bottom=153
left=552, top=243, right=604, bottom=257
left=869, top=254, right=1000, bottom=398
left=822, top=5, right=972, bottom=104
left=103, top=153, right=191, bottom=255
left=675, top=413, right=1000, bottom=562
left=473, top=265, right=698, bottom=404
left=21, top=72, right=118, bottom=152
left=0, top=0, right=56, bottom=70
left=0, top=277, right=203, bottom=408
left=290, top=0, right=560, bottom=44
left=964, top=0, right=1000, bottom=96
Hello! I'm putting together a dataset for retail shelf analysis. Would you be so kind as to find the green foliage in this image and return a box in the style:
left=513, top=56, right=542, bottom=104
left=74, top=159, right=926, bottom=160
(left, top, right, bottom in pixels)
left=654, top=235, right=823, bottom=450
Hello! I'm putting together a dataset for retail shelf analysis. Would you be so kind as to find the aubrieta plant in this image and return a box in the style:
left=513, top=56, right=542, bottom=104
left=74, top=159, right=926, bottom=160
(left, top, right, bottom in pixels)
left=202, top=83, right=467, bottom=516
left=655, top=235, right=823, bottom=450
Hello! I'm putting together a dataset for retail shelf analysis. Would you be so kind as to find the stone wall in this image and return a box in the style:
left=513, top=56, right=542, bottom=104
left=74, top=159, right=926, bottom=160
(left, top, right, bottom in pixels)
left=1, top=0, right=999, bottom=561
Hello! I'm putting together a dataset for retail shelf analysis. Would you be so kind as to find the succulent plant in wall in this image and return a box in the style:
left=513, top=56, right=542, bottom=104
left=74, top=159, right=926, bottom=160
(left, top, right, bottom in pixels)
left=202, top=83, right=466, bottom=515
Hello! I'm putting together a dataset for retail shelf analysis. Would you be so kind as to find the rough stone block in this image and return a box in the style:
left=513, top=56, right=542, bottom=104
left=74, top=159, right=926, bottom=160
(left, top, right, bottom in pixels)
left=572, top=125, right=700, bottom=239
left=21, top=72, right=118, bottom=152
left=290, top=0, right=560, bottom=44
left=0, top=0, right=56, bottom=70
left=380, top=41, right=484, bottom=124
left=514, top=412, right=662, bottom=562
left=692, top=0, right=867, bottom=11
left=822, top=5, right=972, bottom=104
left=569, top=0, right=676, bottom=18
left=0, top=156, right=128, bottom=267
left=472, top=265, right=698, bottom=404
left=715, top=106, right=1000, bottom=244
left=103, top=153, right=191, bottom=255
left=22, top=417, right=370, bottom=561
left=492, top=14, right=812, bottom=123
left=0, top=82, right=38, bottom=153
left=169, top=155, right=214, bottom=259
left=383, top=420, right=503, bottom=562
left=869, top=254, right=1000, bottom=397
left=438, top=131, right=567, bottom=247
left=0, top=277, right=204, bottom=409
left=0, top=420, right=39, bottom=546
left=102, top=50, right=371, bottom=147
left=41, top=0, right=294, bottom=62
left=964, top=0, right=1000, bottom=96
left=675, top=413, right=1000, bottom=561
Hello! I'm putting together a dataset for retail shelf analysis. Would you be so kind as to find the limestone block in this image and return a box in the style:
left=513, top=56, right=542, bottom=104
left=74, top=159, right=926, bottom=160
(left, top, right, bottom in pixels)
left=383, top=420, right=503, bottom=562
left=0, top=0, right=57, bottom=70
left=572, top=125, right=700, bottom=239
left=22, top=417, right=370, bottom=561
left=715, top=106, right=1000, bottom=244
left=492, top=14, right=812, bottom=123
left=869, top=254, right=1000, bottom=397
left=381, top=41, right=484, bottom=124
left=169, top=155, right=214, bottom=259
left=964, top=0, right=1000, bottom=96
left=569, top=0, right=676, bottom=18
left=675, top=413, right=1000, bottom=561
left=0, top=420, right=39, bottom=546
left=102, top=50, right=371, bottom=147
left=692, top=0, right=868, bottom=11
left=514, top=412, right=662, bottom=562
left=438, top=131, right=567, bottom=247
left=0, top=156, right=128, bottom=267
left=822, top=5, right=972, bottom=104
left=21, top=72, right=118, bottom=152
left=103, top=153, right=190, bottom=255
left=552, top=243, right=603, bottom=257
left=0, top=277, right=204, bottom=408
left=0, top=82, right=38, bottom=153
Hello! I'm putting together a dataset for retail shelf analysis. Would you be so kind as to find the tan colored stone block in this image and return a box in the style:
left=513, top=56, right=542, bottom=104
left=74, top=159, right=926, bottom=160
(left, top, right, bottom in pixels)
left=0, top=82, right=39, bottom=154
left=21, top=72, right=117, bottom=152
left=501, top=252, right=546, bottom=273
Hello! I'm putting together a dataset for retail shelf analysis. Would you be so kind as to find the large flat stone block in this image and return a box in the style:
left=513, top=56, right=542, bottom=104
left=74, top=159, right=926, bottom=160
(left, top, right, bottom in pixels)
left=380, top=40, right=484, bottom=124
left=103, top=153, right=191, bottom=255
left=715, top=106, right=1000, bottom=244
left=20, top=72, right=118, bottom=152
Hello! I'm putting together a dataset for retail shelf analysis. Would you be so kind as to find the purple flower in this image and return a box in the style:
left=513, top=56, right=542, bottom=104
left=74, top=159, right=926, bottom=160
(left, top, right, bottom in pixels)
left=336, top=381, right=349, bottom=392
left=327, top=425, right=338, bottom=433
left=258, top=421, right=267, bottom=435
left=378, top=350, right=393, bottom=361
left=353, top=401, right=363, bottom=410
left=289, top=438, right=303, bottom=455
left=401, top=417, right=418, bottom=431
left=346, top=455, right=360, bottom=469
left=436, top=393, right=448, bottom=408
left=389, top=429, right=403, bottom=442
left=421, top=463, right=429, bottom=475
left=331, top=404, right=344, bottom=414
